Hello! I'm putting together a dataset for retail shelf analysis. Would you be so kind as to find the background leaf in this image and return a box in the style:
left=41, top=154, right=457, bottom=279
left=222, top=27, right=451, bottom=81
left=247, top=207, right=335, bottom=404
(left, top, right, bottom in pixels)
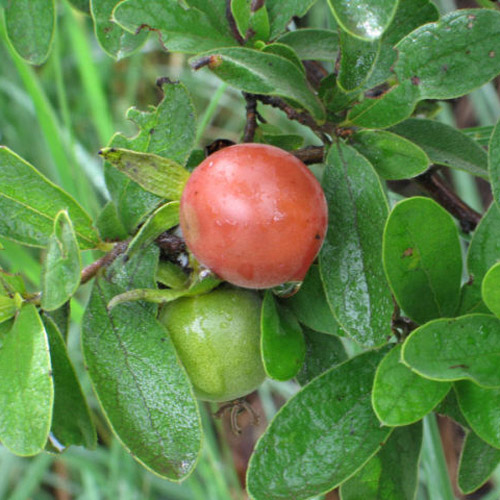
left=41, top=211, right=81, bottom=312
left=277, top=29, right=338, bottom=61
left=319, top=142, right=392, bottom=347
left=0, top=147, right=99, bottom=249
left=4, top=0, right=55, bottom=64
left=403, top=315, right=500, bottom=388
left=265, top=0, right=318, bottom=39
left=340, top=422, right=423, bottom=500
left=383, top=197, right=462, bottom=324
left=0, top=305, right=53, bottom=456
left=489, top=114, right=500, bottom=209
left=373, top=344, right=450, bottom=426
left=482, top=262, right=500, bottom=317
left=247, top=349, right=392, bottom=500
left=327, top=0, right=398, bottom=41
left=261, top=291, right=305, bottom=381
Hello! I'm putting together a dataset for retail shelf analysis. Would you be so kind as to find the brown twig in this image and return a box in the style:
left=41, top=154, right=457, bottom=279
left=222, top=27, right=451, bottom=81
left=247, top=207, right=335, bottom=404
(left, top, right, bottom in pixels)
left=414, top=167, right=482, bottom=232
left=303, top=60, right=328, bottom=90
left=291, top=146, right=324, bottom=164
left=226, top=0, right=245, bottom=45
left=80, top=240, right=130, bottom=285
left=243, top=92, right=259, bottom=142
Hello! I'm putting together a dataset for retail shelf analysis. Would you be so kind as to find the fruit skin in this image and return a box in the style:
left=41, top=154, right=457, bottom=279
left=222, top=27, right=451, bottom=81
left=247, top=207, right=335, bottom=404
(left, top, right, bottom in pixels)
left=180, top=143, right=328, bottom=289
left=159, top=288, right=266, bottom=402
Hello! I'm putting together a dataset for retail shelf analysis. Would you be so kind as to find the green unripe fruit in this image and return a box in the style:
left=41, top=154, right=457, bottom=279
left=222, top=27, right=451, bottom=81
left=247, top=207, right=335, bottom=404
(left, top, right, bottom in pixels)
left=160, top=289, right=266, bottom=402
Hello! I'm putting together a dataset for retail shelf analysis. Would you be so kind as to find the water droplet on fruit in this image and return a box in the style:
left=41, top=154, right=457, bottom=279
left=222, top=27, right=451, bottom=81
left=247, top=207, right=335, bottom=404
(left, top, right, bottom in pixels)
left=272, top=281, right=303, bottom=298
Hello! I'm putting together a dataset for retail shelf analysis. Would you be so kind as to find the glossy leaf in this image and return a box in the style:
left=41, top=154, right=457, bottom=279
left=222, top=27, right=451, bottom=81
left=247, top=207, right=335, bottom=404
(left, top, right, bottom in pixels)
left=489, top=115, right=500, bottom=209
left=391, top=118, right=489, bottom=179
left=246, top=349, right=392, bottom=500
left=82, top=247, right=202, bottom=480
left=340, top=423, right=423, bottom=500
left=366, top=0, right=439, bottom=87
left=456, top=381, right=500, bottom=449
left=0, top=305, right=53, bottom=455
left=113, top=0, right=234, bottom=53
left=352, top=130, right=430, bottom=180
left=91, top=0, right=148, bottom=59
left=383, top=197, right=462, bottom=324
left=395, top=10, right=500, bottom=100
left=319, top=142, right=392, bottom=347
left=277, top=29, right=338, bottom=61
left=338, top=32, right=380, bottom=92
left=287, top=265, right=341, bottom=335
left=4, top=0, right=55, bottom=64
left=347, top=80, right=419, bottom=129
left=296, top=327, right=347, bottom=386
left=373, top=344, right=450, bottom=427
left=403, top=315, right=500, bottom=388
left=43, top=316, right=96, bottom=451
left=460, top=203, right=500, bottom=314
left=100, top=148, right=190, bottom=200
left=190, top=47, right=325, bottom=123
left=265, top=0, right=318, bottom=39
left=0, top=147, right=99, bottom=249
left=41, top=211, right=81, bottom=312
left=261, top=291, right=305, bottom=381
left=327, top=0, right=398, bottom=41
left=126, top=201, right=180, bottom=258
left=482, top=262, right=500, bottom=318
left=458, top=431, right=500, bottom=494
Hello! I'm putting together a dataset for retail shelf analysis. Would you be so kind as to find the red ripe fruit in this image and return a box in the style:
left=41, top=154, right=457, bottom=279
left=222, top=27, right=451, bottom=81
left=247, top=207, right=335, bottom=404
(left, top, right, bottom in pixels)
left=180, top=144, right=328, bottom=289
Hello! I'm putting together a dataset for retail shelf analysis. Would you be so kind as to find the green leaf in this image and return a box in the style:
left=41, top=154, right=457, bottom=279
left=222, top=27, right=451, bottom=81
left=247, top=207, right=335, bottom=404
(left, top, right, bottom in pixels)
left=458, top=431, right=500, bottom=494
left=395, top=10, right=500, bottom=100
left=287, top=265, right=342, bottom=335
left=100, top=148, right=190, bottom=200
left=43, top=301, right=71, bottom=342
left=4, top=0, right=55, bottom=64
left=383, top=197, right=462, bottom=324
left=482, top=262, right=500, bottom=318
left=338, top=31, right=380, bottom=92
left=460, top=203, right=500, bottom=314
left=435, top=389, right=470, bottom=429
left=319, top=142, right=392, bottom=347
left=43, top=316, right=96, bottom=451
left=403, top=315, right=500, bottom=388
left=265, top=0, right=318, bottom=39
left=183, top=0, right=233, bottom=39
left=41, top=211, right=81, bottom=312
left=347, top=80, right=419, bottom=129
left=261, top=291, right=305, bottom=381
left=372, top=344, right=451, bottom=426
left=296, top=327, right=347, bottom=386
left=156, top=261, right=189, bottom=290
left=126, top=201, right=180, bottom=258
left=0, top=270, right=26, bottom=296
left=489, top=115, right=500, bottom=209
left=365, top=0, right=439, bottom=88
left=91, top=0, right=148, bottom=60
left=277, top=29, right=338, bottom=61
left=67, top=0, right=90, bottom=14
left=246, top=348, right=393, bottom=500
left=95, top=201, right=128, bottom=241
left=82, top=247, right=202, bottom=480
left=0, top=294, right=21, bottom=324
left=231, top=0, right=252, bottom=39
left=327, top=0, right=398, bottom=41
left=340, top=423, right=423, bottom=500
left=0, top=305, right=53, bottom=455
left=262, top=43, right=305, bottom=74
left=230, top=0, right=270, bottom=42
left=352, top=130, right=430, bottom=180
left=391, top=119, right=489, bottom=180
left=456, top=380, right=500, bottom=449
left=0, top=147, right=99, bottom=249
left=190, top=47, right=325, bottom=123
left=113, top=0, right=235, bottom=53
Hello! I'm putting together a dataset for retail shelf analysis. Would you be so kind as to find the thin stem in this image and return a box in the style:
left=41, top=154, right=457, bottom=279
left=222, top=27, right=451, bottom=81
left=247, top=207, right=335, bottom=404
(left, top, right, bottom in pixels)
left=243, top=92, right=258, bottom=142
left=80, top=240, right=130, bottom=285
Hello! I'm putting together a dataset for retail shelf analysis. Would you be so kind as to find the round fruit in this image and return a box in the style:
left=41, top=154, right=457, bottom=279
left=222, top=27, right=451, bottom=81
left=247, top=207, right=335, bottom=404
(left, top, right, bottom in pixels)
left=180, top=143, right=328, bottom=289
left=160, top=288, right=266, bottom=402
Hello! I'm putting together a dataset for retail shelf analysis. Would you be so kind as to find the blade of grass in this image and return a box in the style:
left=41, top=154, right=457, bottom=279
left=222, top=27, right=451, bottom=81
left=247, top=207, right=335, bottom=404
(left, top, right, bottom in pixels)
left=195, top=82, right=228, bottom=144
left=9, top=454, right=54, bottom=500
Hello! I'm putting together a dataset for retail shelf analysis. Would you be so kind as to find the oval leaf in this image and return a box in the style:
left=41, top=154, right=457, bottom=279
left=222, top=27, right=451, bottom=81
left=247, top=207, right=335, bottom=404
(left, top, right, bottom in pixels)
left=352, top=130, right=430, bottom=180
left=327, top=0, right=398, bottom=41
left=0, top=147, right=99, bottom=249
left=383, top=197, right=462, bottom=325
left=373, top=344, right=451, bottom=427
left=319, top=142, right=393, bottom=347
left=246, top=348, right=393, bottom=500
left=0, top=305, right=53, bottom=455
left=190, top=47, right=325, bottom=122
left=5, top=0, right=55, bottom=64
left=41, top=211, right=81, bottom=312
left=277, top=29, right=338, bottom=61
left=265, top=0, right=317, bottom=39
left=403, top=315, right=500, bottom=388
left=395, top=9, right=500, bottom=100
left=482, top=262, right=500, bottom=318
